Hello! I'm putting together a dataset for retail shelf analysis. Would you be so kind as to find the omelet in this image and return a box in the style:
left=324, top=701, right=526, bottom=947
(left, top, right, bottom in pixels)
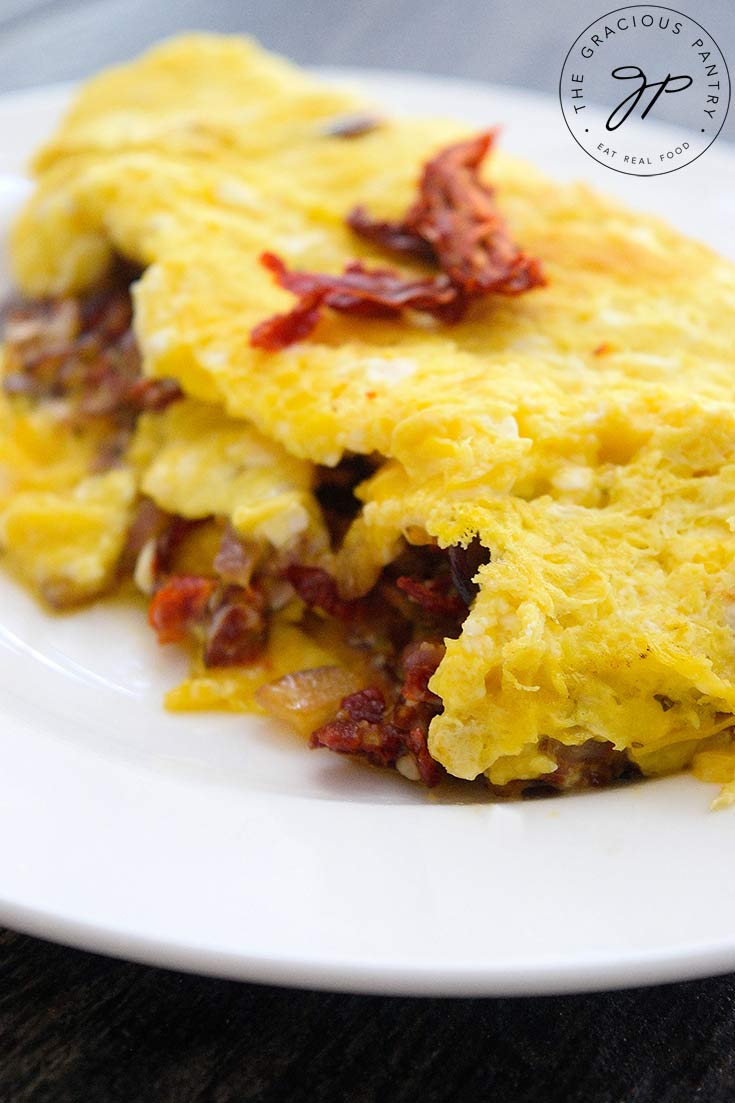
left=3, top=34, right=735, bottom=802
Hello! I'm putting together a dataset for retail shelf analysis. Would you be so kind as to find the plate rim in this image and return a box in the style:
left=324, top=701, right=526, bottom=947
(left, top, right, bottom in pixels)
left=1, top=68, right=735, bottom=998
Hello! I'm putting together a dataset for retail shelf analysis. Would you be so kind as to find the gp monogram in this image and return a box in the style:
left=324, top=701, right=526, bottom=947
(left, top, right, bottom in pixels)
left=559, top=6, right=730, bottom=176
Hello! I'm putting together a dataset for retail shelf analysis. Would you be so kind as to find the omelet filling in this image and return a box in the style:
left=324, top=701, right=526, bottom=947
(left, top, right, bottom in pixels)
left=2, top=34, right=735, bottom=803
left=0, top=267, right=645, bottom=793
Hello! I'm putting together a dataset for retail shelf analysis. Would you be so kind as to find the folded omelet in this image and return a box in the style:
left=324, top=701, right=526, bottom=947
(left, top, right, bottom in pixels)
left=3, top=34, right=735, bottom=803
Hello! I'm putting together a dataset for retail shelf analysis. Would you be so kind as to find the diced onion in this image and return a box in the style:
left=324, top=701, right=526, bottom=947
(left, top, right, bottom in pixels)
left=256, top=665, right=363, bottom=736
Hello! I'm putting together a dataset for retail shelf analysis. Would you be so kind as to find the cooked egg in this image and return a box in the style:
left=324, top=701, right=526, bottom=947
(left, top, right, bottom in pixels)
left=5, top=34, right=735, bottom=800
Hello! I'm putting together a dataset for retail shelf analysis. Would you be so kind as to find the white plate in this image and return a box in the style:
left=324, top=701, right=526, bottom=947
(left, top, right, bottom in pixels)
left=0, top=70, right=734, bottom=998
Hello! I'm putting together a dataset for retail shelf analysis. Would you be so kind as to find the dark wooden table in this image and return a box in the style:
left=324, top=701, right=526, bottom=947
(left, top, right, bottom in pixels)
left=1, top=1, right=734, bottom=1099
left=3, top=928, right=735, bottom=1101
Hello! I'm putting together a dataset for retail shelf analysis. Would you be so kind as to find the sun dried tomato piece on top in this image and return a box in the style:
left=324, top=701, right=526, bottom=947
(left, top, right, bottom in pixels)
left=251, top=131, right=544, bottom=349
left=346, top=206, right=434, bottom=263
left=147, top=576, right=216, bottom=644
left=260, top=251, right=458, bottom=314
left=349, top=130, right=545, bottom=296
left=249, top=291, right=324, bottom=353
left=250, top=252, right=465, bottom=349
left=409, top=131, right=545, bottom=294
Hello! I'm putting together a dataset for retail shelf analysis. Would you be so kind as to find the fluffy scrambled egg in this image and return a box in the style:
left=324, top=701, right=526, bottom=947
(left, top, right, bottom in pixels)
left=131, top=398, right=329, bottom=551
left=4, top=34, right=735, bottom=801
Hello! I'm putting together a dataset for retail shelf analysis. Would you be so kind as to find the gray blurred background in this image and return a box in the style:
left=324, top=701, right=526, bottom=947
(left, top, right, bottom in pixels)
left=0, top=0, right=732, bottom=141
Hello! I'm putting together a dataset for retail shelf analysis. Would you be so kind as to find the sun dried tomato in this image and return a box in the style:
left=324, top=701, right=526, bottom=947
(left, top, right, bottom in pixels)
left=147, top=576, right=216, bottom=644
left=403, top=724, right=443, bottom=787
left=349, top=131, right=545, bottom=296
left=249, top=291, right=324, bottom=352
left=395, top=575, right=465, bottom=618
left=405, top=131, right=545, bottom=295
left=400, top=640, right=445, bottom=704
left=203, top=590, right=267, bottom=667
left=338, top=686, right=386, bottom=724
left=309, top=640, right=446, bottom=787
left=346, top=206, right=433, bottom=262
left=284, top=564, right=355, bottom=621
left=310, top=687, right=405, bottom=769
left=250, top=253, right=464, bottom=350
